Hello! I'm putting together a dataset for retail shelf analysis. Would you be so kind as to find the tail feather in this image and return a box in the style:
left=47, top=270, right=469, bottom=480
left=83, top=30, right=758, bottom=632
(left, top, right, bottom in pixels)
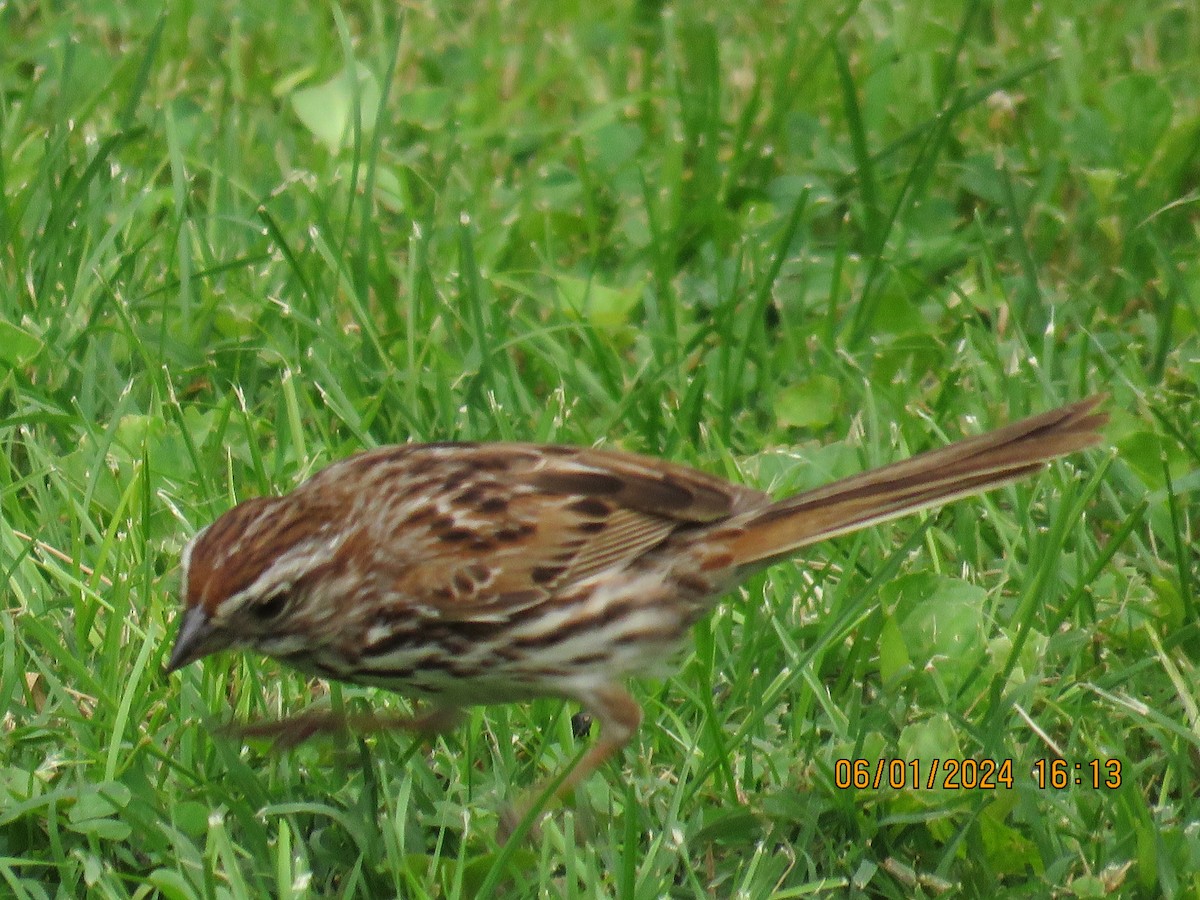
left=726, top=395, right=1107, bottom=568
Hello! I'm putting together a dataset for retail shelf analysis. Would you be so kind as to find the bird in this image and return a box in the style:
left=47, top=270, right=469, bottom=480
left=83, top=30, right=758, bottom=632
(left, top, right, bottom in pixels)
left=167, top=395, right=1106, bottom=835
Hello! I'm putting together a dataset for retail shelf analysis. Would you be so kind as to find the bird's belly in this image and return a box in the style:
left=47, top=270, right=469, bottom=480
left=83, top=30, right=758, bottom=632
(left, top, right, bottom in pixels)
left=291, top=568, right=706, bottom=704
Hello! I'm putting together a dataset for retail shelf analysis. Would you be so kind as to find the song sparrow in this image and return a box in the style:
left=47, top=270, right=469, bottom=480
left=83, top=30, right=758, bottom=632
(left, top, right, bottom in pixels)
left=168, top=396, right=1106, bottom=833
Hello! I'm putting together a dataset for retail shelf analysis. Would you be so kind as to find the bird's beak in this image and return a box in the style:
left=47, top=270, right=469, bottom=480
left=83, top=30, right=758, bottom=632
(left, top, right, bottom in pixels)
left=166, top=605, right=215, bottom=673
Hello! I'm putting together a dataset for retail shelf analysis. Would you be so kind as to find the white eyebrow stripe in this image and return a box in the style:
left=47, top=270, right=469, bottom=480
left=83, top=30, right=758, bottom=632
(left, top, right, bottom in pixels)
left=220, top=532, right=350, bottom=617
left=179, top=523, right=210, bottom=601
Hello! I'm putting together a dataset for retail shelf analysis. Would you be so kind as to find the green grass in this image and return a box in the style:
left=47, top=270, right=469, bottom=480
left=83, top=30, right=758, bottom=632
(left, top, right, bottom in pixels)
left=1, top=0, right=1197, bottom=896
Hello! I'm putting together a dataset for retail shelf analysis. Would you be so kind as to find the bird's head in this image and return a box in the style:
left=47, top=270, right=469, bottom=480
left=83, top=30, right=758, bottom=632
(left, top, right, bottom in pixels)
left=167, top=496, right=338, bottom=672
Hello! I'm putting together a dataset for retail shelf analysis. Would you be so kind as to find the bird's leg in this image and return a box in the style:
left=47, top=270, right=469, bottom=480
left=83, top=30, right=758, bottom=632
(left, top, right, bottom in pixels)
left=225, top=705, right=465, bottom=750
left=498, top=684, right=642, bottom=844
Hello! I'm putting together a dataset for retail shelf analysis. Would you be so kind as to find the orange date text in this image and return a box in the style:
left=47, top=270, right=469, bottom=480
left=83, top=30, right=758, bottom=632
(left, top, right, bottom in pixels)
left=833, top=758, right=1015, bottom=790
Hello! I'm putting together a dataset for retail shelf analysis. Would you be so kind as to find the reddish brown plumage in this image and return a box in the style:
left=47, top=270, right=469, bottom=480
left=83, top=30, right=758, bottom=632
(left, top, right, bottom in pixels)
left=169, top=395, right=1107, bottom=836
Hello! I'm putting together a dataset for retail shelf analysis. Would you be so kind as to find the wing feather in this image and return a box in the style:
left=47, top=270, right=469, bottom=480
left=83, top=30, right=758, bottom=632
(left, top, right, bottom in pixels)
left=369, top=443, right=769, bottom=613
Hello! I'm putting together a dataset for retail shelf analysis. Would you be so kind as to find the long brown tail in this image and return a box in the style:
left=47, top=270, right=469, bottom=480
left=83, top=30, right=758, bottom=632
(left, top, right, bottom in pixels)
left=726, top=395, right=1108, bottom=568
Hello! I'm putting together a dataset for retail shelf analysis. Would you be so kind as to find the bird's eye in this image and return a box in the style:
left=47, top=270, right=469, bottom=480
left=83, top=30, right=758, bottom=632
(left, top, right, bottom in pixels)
left=250, top=589, right=290, bottom=621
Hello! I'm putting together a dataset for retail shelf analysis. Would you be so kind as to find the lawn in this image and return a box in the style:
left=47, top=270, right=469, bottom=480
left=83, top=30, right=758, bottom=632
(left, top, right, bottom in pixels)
left=2, top=0, right=1197, bottom=896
